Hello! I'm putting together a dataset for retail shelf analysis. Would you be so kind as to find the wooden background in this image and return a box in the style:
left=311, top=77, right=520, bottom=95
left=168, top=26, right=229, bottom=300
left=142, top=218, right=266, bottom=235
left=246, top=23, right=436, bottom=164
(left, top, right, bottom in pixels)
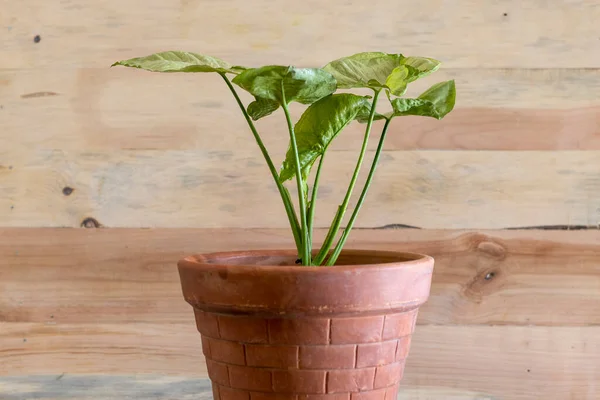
left=1, top=1, right=600, bottom=399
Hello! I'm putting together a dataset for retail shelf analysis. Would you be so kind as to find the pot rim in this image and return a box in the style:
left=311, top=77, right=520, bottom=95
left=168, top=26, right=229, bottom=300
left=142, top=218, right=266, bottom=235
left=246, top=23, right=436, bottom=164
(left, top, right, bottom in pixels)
left=178, top=248, right=434, bottom=272
left=177, top=249, right=434, bottom=316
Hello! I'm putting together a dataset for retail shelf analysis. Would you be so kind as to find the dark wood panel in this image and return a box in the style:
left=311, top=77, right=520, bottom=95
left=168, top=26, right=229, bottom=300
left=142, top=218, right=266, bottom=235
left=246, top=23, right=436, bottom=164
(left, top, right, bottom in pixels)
left=2, top=228, right=600, bottom=326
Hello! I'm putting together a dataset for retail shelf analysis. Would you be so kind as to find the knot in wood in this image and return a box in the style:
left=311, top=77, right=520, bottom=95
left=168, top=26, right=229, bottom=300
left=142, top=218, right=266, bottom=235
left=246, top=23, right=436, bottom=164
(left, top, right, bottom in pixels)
left=477, top=241, right=507, bottom=260
left=81, top=217, right=101, bottom=228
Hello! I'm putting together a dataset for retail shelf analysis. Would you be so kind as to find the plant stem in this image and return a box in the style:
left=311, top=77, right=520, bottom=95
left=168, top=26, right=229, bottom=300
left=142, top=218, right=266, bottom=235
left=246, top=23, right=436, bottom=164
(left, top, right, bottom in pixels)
left=281, top=87, right=310, bottom=266
left=220, top=74, right=302, bottom=253
left=326, top=117, right=393, bottom=266
left=307, top=154, right=326, bottom=261
left=313, top=90, right=381, bottom=265
left=313, top=205, right=342, bottom=265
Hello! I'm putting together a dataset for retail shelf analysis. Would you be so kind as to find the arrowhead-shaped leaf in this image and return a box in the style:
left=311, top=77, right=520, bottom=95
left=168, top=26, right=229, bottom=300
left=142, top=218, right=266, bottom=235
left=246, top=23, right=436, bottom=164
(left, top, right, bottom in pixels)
left=247, top=97, right=280, bottom=120
left=324, top=52, right=443, bottom=96
left=385, top=57, right=442, bottom=97
left=111, top=51, right=245, bottom=74
left=279, top=94, right=370, bottom=183
left=232, top=66, right=336, bottom=105
left=401, top=56, right=441, bottom=80
left=323, top=52, right=405, bottom=90
left=390, top=80, right=456, bottom=119
left=385, top=65, right=414, bottom=96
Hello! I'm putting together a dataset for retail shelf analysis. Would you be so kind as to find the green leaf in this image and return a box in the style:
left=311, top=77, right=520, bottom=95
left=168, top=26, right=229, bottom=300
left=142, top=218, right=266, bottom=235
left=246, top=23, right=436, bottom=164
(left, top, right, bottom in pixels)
left=111, top=51, right=244, bottom=74
left=232, top=66, right=336, bottom=105
left=384, top=57, right=442, bottom=98
left=389, top=80, right=456, bottom=119
left=230, top=65, right=249, bottom=74
left=400, top=56, right=441, bottom=80
left=323, top=52, right=404, bottom=90
left=247, top=97, right=280, bottom=120
left=324, top=52, right=444, bottom=96
left=279, top=94, right=370, bottom=183
left=385, top=65, right=413, bottom=97
left=355, top=102, right=388, bottom=123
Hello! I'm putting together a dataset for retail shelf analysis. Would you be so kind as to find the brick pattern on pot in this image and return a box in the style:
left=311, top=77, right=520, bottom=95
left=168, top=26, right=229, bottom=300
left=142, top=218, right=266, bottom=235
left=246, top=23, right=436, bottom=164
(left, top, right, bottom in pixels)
left=327, top=367, right=375, bottom=393
left=299, top=344, right=355, bottom=369
left=219, top=314, right=269, bottom=344
left=330, top=316, right=384, bottom=345
left=195, top=309, right=417, bottom=400
left=247, top=344, right=299, bottom=369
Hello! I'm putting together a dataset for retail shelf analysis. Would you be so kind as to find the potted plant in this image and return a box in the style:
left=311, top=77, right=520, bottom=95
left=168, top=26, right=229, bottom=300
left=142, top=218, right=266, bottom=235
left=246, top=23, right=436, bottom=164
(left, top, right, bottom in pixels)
left=113, top=51, right=456, bottom=399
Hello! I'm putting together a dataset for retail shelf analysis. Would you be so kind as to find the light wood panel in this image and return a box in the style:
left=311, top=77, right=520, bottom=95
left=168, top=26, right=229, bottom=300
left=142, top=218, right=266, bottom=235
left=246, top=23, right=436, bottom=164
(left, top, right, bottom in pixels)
left=2, top=0, right=600, bottom=69
left=3, top=0, right=599, bottom=398
left=2, top=150, right=600, bottom=229
left=0, top=323, right=203, bottom=376
left=406, top=325, right=600, bottom=400
left=1, top=323, right=598, bottom=400
left=2, top=228, right=600, bottom=326
left=2, top=68, right=600, bottom=152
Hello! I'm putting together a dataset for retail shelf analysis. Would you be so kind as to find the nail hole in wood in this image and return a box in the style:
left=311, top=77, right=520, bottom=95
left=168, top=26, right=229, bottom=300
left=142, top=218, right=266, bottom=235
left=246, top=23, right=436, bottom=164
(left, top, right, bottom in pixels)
left=503, top=12, right=508, bottom=16
left=484, top=272, right=496, bottom=280
left=62, top=186, right=74, bottom=196
left=81, top=217, right=101, bottom=228
left=33, top=35, right=41, bottom=43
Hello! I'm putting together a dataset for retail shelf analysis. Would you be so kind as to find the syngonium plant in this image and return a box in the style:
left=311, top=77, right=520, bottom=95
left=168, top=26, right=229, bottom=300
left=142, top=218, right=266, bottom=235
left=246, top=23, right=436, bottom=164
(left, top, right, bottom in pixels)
left=112, top=51, right=456, bottom=266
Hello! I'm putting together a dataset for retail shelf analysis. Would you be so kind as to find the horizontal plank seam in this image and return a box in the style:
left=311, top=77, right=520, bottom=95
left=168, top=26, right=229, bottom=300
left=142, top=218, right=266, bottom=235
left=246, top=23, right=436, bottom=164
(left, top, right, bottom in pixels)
left=3, top=322, right=600, bottom=327
left=362, top=224, right=600, bottom=230
left=8, top=224, right=599, bottom=230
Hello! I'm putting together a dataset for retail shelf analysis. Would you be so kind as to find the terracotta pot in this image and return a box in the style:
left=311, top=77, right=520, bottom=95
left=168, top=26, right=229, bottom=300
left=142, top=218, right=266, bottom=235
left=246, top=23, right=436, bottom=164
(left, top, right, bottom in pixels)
left=177, top=249, right=433, bottom=400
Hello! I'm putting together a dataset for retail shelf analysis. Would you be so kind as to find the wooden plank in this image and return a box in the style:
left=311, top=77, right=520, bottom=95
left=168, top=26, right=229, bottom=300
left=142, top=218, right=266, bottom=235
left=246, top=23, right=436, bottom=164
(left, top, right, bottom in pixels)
left=0, top=323, right=205, bottom=376
left=2, top=68, right=600, bottom=151
left=2, top=228, right=600, bottom=326
left=2, top=150, right=600, bottom=229
left=1, top=323, right=598, bottom=399
left=0, top=377, right=496, bottom=400
left=405, top=325, right=600, bottom=400
left=2, top=0, right=600, bottom=69
left=0, top=376, right=212, bottom=400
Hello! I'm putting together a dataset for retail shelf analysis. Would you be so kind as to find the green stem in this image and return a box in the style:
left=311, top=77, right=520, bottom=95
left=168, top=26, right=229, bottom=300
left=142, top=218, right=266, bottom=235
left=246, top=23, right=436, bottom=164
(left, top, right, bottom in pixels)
left=280, top=186, right=301, bottom=250
left=220, top=74, right=302, bottom=253
left=281, top=87, right=310, bottom=266
left=327, top=117, right=393, bottom=266
left=313, top=90, right=381, bottom=266
left=313, top=205, right=343, bottom=265
left=307, top=154, right=326, bottom=262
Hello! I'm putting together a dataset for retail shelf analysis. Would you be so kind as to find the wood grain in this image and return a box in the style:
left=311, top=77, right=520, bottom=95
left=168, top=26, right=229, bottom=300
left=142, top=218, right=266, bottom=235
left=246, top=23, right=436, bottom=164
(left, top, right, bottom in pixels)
left=3, top=150, right=600, bottom=229
left=3, top=0, right=599, bottom=398
left=2, top=0, right=600, bottom=69
left=0, top=323, right=204, bottom=376
left=2, top=68, right=600, bottom=152
left=1, top=323, right=598, bottom=399
left=0, top=376, right=212, bottom=400
left=2, top=228, right=600, bottom=326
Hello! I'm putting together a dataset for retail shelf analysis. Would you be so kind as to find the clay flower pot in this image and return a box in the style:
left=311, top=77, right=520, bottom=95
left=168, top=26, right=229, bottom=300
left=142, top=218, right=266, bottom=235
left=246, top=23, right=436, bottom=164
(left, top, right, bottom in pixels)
left=177, top=249, right=433, bottom=400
